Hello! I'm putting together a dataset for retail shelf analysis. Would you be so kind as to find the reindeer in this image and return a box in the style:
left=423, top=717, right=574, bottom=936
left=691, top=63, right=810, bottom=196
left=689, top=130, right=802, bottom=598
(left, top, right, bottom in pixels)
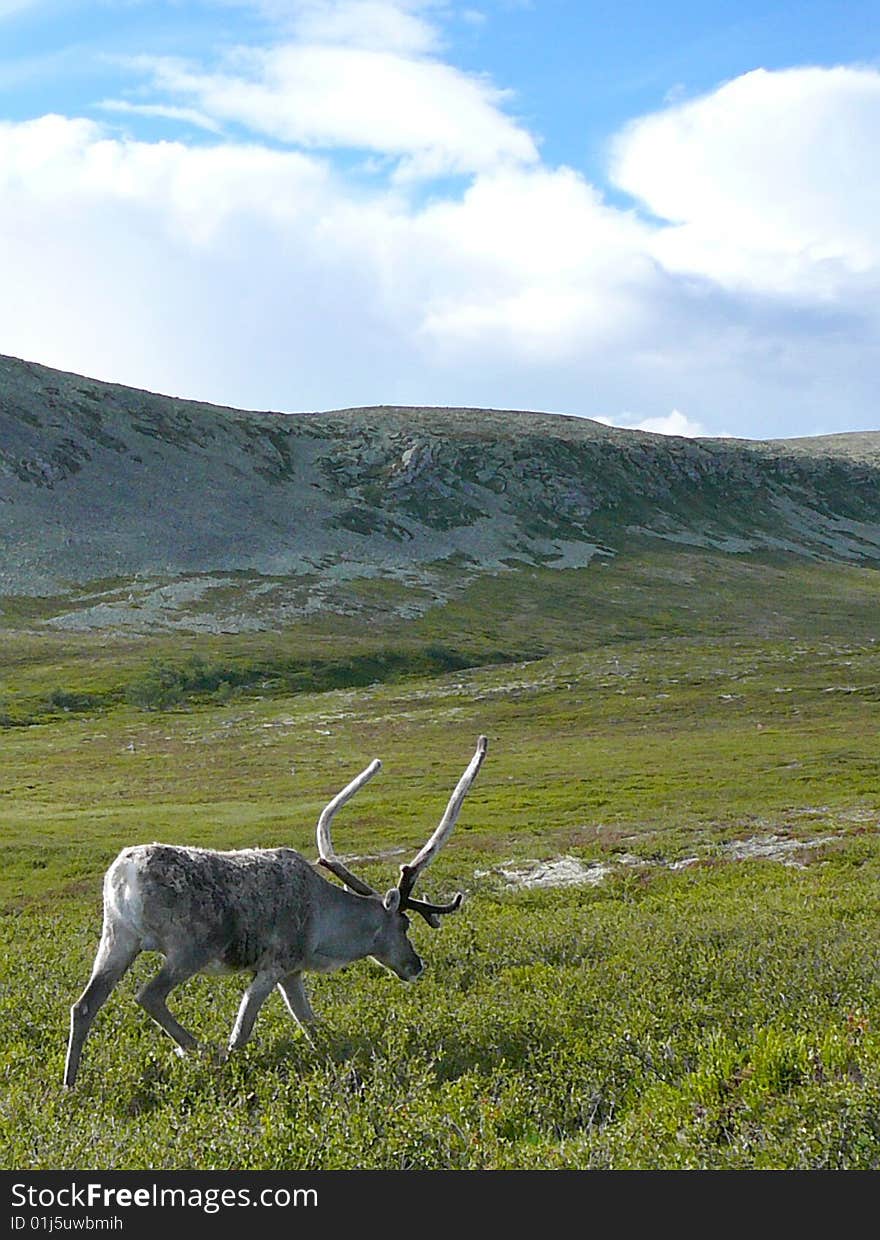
left=63, top=736, right=487, bottom=1087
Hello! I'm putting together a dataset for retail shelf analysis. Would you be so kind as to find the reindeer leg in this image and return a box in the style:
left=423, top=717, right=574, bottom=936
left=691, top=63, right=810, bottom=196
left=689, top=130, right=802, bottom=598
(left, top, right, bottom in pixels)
left=136, top=954, right=205, bottom=1055
left=65, top=922, right=140, bottom=1088
left=277, top=972, right=317, bottom=1044
left=227, top=970, right=278, bottom=1052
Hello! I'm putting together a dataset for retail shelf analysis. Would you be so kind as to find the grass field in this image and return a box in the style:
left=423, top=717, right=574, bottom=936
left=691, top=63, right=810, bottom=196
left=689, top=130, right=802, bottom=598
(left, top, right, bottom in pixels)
left=2, top=550, right=880, bottom=1169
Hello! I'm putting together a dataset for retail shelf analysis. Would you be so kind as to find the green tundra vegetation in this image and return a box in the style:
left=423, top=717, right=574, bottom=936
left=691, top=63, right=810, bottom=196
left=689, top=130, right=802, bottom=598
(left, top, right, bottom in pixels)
left=1, top=546, right=880, bottom=1169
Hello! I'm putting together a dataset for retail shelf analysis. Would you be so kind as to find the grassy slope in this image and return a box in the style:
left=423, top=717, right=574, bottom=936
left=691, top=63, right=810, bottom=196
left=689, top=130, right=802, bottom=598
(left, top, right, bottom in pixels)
left=4, top=543, right=880, bottom=722
left=2, top=551, right=880, bottom=1169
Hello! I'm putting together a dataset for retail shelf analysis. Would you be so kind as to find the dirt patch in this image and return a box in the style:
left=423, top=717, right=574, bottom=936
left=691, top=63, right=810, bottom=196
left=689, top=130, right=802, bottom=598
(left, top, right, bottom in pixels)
left=478, top=852, right=643, bottom=890
left=481, top=832, right=847, bottom=891
left=720, top=833, right=837, bottom=867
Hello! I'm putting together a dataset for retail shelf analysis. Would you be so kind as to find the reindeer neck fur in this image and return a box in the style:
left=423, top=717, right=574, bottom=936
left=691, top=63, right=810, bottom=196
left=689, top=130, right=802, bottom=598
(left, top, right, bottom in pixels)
left=304, top=876, right=393, bottom=974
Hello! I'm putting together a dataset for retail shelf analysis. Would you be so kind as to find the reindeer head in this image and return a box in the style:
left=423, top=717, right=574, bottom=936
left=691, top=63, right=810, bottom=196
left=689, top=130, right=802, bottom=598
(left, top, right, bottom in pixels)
left=315, top=736, right=488, bottom=978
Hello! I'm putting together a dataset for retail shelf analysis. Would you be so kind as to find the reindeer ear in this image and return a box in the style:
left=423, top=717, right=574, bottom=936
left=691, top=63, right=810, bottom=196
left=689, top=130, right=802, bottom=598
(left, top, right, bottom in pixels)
left=383, top=887, right=401, bottom=913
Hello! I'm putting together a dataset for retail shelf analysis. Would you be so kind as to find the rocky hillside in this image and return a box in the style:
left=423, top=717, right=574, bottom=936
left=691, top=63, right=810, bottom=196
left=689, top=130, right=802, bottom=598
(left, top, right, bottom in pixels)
left=1, top=352, right=879, bottom=630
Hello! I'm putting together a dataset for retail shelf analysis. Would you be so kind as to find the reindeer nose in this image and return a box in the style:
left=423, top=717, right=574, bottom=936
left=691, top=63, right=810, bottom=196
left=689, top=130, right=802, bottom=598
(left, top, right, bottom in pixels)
left=409, top=957, right=425, bottom=981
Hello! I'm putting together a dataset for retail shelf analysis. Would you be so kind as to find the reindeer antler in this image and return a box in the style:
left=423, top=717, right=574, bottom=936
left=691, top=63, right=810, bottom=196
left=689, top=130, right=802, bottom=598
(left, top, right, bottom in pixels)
left=398, top=735, right=488, bottom=925
left=315, top=738, right=488, bottom=921
left=316, top=759, right=382, bottom=896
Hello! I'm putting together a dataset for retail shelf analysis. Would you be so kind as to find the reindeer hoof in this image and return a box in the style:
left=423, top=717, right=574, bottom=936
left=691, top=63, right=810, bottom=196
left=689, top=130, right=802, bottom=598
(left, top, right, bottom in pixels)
left=173, top=1040, right=201, bottom=1059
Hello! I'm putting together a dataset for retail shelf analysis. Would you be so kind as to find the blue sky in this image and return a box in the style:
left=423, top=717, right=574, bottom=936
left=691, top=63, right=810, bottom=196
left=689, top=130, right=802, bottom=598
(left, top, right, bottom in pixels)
left=1, top=1, right=879, bottom=438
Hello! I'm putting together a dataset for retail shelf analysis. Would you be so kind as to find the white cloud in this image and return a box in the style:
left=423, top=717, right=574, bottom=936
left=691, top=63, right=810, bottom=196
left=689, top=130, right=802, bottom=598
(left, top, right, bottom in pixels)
left=96, top=99, right=226, bottom=135
left=611, top=66, right=880, bottom=300
left=0, top=55, right=878, bottom=438
left=288, top=0, right=442, bottom=53
left=595, top=410, right=728, bottom=438
left=0, top=115, right=376, bottom=404
left=0, top=114, right=333, bottom=237
left=120, top=7, right=538, bottom=179
left=327, top=165, right=658, bottom=362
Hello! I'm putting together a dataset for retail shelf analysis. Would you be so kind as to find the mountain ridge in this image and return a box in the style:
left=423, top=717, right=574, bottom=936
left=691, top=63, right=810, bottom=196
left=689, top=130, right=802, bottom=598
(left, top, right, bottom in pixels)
left=2, top=352, right=880, bottom=630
